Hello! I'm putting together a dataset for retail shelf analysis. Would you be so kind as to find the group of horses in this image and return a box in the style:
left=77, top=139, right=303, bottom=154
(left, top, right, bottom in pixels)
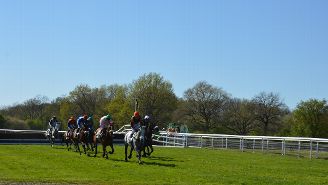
left=46, top=124, right=156, bottom=164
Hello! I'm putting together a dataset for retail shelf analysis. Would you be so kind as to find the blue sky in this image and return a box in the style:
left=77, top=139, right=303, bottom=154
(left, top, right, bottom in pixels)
left=0, top=0, right=327, bottom=109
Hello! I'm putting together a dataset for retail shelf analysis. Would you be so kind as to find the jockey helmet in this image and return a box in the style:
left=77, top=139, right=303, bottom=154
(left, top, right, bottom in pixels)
left=134, top=111, right=140, bottom=117
left=70, top=116, right=74, bottom=119
left=83, top=115, right=88, bottom=119
left=106, top=114, right=111, bottom=120
left=144, top=115, right=150, bottom=120
left=52, top=116, right=56, bottom=119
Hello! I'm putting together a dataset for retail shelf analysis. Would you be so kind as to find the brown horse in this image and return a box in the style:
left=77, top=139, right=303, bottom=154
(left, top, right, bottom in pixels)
left=79, top=128, right=94, bottom=155
left=93, top=127, right=114, bottom=159
left=63, top=130, right=73, bottom=151
left=71, top=128, right=82, bottom=155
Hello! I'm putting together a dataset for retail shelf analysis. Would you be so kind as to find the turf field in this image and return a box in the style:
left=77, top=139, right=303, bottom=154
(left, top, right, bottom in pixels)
left=0, top=145, right=327, bottom=185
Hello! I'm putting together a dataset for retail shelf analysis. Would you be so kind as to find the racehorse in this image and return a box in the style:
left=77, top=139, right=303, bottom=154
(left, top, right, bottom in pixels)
left=45, top=122, right=60, bottom=147
left=142, top=124, right=157, bottom=156
left=124, top=126, right=145, bottom=164
left=92, top=127, right=114, bottom=159
left=79, top=127, right=94, bottom=154
left=71, top=128, right=82, bottom=155
left=63, top=130, right=73, bottom=151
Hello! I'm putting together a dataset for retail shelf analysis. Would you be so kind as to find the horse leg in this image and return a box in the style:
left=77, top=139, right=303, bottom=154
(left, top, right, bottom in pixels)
left=102, top=145, right=108, bottom=159
left=149, top=145, right=153, bottom=156
left=76, top=142, right=81, bottom=155
left=125, top=144, right=128, bottom=161
left=82, top=143, right=87, bottom=154
left=128, top=145, right=133, bottom=159
left=108, top=143, right=114, bottom=154
left=94, top=143, right=98, bottom=157
left=137, top=150, right=142, bottom=164
left=142, top=147, right=147, bottom=157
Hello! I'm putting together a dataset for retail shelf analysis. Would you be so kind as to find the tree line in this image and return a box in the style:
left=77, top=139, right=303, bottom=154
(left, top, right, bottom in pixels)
left=1, top=72, right=328, bottom=138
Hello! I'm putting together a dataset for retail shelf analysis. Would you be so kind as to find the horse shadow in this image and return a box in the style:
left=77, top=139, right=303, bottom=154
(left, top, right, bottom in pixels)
left=147, top=156, right=184, bottom=162
left=142, top=161, right=176, bottom=167
left=110, top=157, right=176, bottom=167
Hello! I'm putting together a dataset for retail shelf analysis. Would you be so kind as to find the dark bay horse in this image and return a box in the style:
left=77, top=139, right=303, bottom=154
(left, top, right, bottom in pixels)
left=142, top=124, right=154, bottom=156
left=124, top=126, right=145, bottom=164
left=92, top=127, right=114, bottom=159
left=79, top=128, right=94, bottom=155
left=71, top=129, right=82, bottom=155
left=63, top=130, right=73, bottom=151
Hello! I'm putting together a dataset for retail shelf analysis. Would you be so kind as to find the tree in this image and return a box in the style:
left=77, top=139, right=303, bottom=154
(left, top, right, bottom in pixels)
left=183, top=81, right=230, bottom=132
left=252, top=92, right=288, bottom=135
left=293, top=99, right=328, bottom=138
left=107, top=86, right=133, bottom=129
left=0, top=114, right=6, bottom=128
left=22, top=95, right=49, bottom=120
left=223, top=99, right=256, bottom=135
left=129, top=73, right=177, bottom=128
left=68, top=84, right=109, bottom=115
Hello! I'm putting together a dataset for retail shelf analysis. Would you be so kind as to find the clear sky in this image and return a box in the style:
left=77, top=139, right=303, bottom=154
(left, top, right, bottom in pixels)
left=0, top=0, right=327, bottom=109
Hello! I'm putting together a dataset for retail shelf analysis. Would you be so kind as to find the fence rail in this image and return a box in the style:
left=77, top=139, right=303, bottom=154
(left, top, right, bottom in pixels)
left=2, top=128, right=328, bottom=159
left=153, top=132, right=328, bottom=159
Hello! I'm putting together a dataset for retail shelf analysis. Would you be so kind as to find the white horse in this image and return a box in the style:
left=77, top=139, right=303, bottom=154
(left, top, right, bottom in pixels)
left=45, top=122, right=60, bottom=147
left=124, top=126, right=145, bottom=164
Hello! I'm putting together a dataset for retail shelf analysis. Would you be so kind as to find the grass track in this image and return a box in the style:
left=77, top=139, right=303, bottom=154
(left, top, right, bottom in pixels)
left=0, top=145, right=328, bottom=185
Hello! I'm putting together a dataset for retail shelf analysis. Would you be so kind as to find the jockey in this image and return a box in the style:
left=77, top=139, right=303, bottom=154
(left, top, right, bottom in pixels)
left=67, top=116, right=77, bottom=137
left=142, top=115, right=150, bottom=127
left=130, top=111, right=142, bottom=139
left=96, top=114, right=113, bottom=139
left=48, top=116, right=58, bottom=131
left=86, top=116, right=94, bottom=131
left=85, top=116, right=94, bottom=140
left=77, top=115, right=88, bottom=132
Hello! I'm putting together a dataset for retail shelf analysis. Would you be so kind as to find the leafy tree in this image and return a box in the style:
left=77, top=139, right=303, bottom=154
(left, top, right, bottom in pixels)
left=107, top=86, right=133, bottom=130
left=0, top=114, right=6, bottom=128
left=252, top=92, right=288, bottom=136
left=129, top=73, right=177, bottom=128
left=223, top=99, right=256, bottom=135
left=183, top=81, right=230, bottom=132
left=293, top=99, right=328, bottom=138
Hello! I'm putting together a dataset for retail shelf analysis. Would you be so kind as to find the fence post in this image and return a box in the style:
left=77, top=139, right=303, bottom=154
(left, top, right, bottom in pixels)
left=316, top=142, right=319, bottom=159
left=225, top=137, right=228, bottom=149
left=200, top=136, right=202, bottom=148
left=185, top=135, right=188, bottom=147
left=266, top=139, right=269, bottom=152
left=166, top=134, right=168, bottom=146
left=310, top=140, right=313, bottom=159
left=174, top=135, right=176, bottom=147
left=261, top=138, right=264, bottom=153
left=211, top=137, right=214, bottom=149
left=298, top=141, right=301, bottom=158
left=281, top=139, right=285, bottom=155
left=253, top=139, right=255, bottom=153
left=221, top=137, right=224, bottom=148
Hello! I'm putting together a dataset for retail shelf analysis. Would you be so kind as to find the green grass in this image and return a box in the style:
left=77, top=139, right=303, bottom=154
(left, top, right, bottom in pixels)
left=1, top=145, right=328, bottom=185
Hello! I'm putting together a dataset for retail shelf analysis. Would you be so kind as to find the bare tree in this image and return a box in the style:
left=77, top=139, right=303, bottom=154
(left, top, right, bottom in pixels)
left=252, top=92, right=288, bottom=135
left=223, top=98, right=256, bottom=135
left=184, top=81, right=230, bottom=132
left=22, top=95, right=49, bottom=120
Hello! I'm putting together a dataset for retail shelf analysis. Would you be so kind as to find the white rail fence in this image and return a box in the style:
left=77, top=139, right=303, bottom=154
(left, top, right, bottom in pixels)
left=153, top=132, right=328, bottom=159
left=2, top=127, right=328, bottom=159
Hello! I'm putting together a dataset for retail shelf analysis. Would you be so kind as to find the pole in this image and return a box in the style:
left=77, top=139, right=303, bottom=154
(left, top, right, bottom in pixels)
left=134, top=98, right=138, bottom=112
